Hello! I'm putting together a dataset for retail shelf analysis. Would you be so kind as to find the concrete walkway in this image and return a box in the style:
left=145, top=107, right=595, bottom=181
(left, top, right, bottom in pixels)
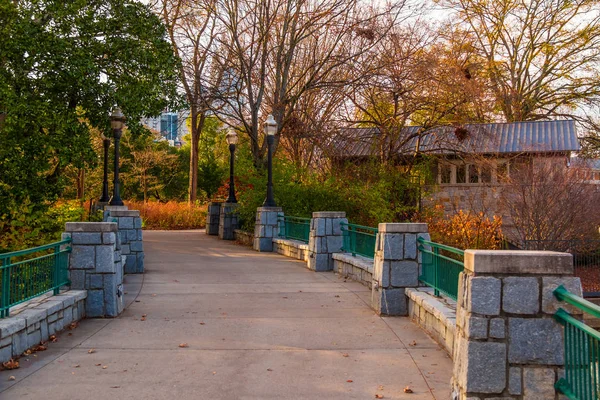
left=0, top=230, right=452, bottom=399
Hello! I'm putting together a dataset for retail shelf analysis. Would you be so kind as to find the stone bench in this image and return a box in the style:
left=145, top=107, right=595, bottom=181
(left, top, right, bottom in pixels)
left=0, top=290, right=87, bottom=363
left=332, top=253, right=373, bottom=288
left=272, top=238, right=309, bottom=262
left=406, top=287, right=456, bottom=356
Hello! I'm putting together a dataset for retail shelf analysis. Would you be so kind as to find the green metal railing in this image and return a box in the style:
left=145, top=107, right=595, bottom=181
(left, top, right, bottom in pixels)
left=554, top=285, right=600, bottom=399
left=341, top=223, right=378, bottom=259
left=417, top=238, right=464, bottom=301
left=0, top=239, right=71, bottom=318
left=279, top=216, right=311, bottom=243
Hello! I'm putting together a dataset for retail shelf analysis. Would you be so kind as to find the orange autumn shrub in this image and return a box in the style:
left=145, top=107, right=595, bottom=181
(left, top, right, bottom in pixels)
left=415, top=205, right=504, bottom=250
left=126, top=201, right=207, bottom=230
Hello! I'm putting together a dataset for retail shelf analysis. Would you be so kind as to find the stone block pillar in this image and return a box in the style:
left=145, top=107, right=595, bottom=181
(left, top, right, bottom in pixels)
left=218, top=202, right=239, bottom=240
left=63, top=222, right=124, bottom=318
left=307, top=212, right=347, bottom=272
left=452, top=250, right=581, bottom=399
left=206, top=202, right=222, bottom=235
left=253, top=207, right=283, bottom=252
left=371, top=223, right=428, bottom=316
left=104, top=209, right=144, bottom=274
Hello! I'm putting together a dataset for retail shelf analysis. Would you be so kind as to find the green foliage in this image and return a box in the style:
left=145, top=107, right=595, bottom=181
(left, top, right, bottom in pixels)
left=235, top=151, right=428, bottom=232
left=0, top=0, right=181, bottom=239
left=182, top=116, right=228, bottom=200
left=0, top=201, right=86, bottom=253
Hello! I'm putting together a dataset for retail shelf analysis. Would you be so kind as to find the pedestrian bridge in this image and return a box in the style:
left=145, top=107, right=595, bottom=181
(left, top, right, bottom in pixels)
left=0, top=230, right=452, bottom=399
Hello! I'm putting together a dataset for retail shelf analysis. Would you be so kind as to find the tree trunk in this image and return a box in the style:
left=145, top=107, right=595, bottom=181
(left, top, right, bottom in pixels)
left=188, top=111, right=205, bottom=204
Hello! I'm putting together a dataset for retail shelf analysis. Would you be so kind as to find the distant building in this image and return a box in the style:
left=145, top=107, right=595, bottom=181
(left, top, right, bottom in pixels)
left=141, top=110, right=188, bottom=146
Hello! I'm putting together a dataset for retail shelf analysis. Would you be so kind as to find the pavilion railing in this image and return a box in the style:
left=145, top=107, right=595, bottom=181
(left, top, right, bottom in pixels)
left=278, top=216, right=311, bottom=243
left=0, top=239, right=71, bottom=318
left=341, top=223, right=378, bottom=259
left=417, top=238, right=464, bottom=301
left=554, top=285, right=600, bottom=399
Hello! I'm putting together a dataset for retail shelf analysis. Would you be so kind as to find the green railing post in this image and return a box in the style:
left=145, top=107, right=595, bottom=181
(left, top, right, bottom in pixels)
left=433, top=246, right=440, bottom=297
left=350, top=226, right=356, bottom=257
left=53, top=244, right=60, bottom=295
left=1, top=257, right=10, bottom=318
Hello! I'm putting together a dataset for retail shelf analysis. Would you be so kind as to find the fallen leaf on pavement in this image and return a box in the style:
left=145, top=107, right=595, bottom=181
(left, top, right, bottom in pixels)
left=377, top=385, right=384, bottom=391
left=68, top=322, right=78, bottom=330
left=88, top=349, right=96, bottom=354
left=409, top=340, right=417, bottom=346
left=346, top=380, right=353, bottom=383
left=375, top=395, right=384, bottom=399
left=33, top=344, right=47, bottom=352
left=102, top=366, right=107, bottom=369
left=267, top=368, right=273, bottom=372
left=179, top=343, right=189, bottom=348
left=342, top=353, right=349, bottom=358
left=142, top=314, right=147, bottom=318
left=95, top=364, right=102, bottom=366
left=111, top=386, right=120, bottom=389
left=140, top=317, right=146, bottom=321
left=199, top=322, right=205, bottom=325
left=73, top=364, right=80, bottom=368
left=2, top=359, right=19, bottom=370
left=23, top=349, right=32, bottom=356
left=8, top=376, right=15, bottom=381
left=50, top=335, right=57, bottom=343
left=404, top=387, right=413, bottom=393
left=334, top=295, right=340, bottom=298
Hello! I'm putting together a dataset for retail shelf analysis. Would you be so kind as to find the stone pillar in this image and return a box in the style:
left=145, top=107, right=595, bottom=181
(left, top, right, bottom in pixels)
left=371, top=223, right=428, bottom=316
left=218, top=202, right=239, bottom=240
left=253, top=207, right=283, bottom=252
left=307, top=212, right=347, bottom=272
left=104, top=210, right=144, bottom=274
left=63, top=222, right=124, bottom=318
left=206, top=202, right=222, bottom=235
left=452, top=250, right=581, bottom=399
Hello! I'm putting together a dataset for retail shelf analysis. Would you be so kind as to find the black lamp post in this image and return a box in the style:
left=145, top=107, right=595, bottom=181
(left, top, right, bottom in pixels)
left=109, top=107, right=126, bottom=206
left=99, top=133, right=111, bottom=203
left=225, top=129, right=239, bottom=203
left=262, top=114, right=277, bottom=207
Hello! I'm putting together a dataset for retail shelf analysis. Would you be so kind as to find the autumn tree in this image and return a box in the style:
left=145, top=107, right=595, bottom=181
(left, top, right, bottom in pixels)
left=213, top=0, right=404, bottom=167
left=499, top=157, right=600, bottom=246
left=444, top=0, right=600, bottom=128
left=154, top=0, right=226, bottom=203
left=344, top=23, right=492, bottom=164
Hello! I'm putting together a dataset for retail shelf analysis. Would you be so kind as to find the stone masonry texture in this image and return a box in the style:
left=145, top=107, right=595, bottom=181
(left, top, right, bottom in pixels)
left=219, top=202, right=239, bottom=240
left=206, top=202, right=221, bottom=235
left=104, top=209, right=144, bottom=274
left=65, top=222, right=124, bottom=318
left=253, top=207, right=283, bottom=252
left=307, top=212, right=347, bottom=272
left=0, top=291, right=86, bottom=364
left=451, top=249, right=581, bottom=399
left=371, top=223, right=428, bottom=316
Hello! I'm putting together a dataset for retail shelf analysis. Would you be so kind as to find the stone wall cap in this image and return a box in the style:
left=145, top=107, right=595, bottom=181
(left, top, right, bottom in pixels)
left=208, top=201, right=223, bottom=206
left=378, top=223, right=428, bottom=233
left=221, top=202, right=240, bottom=207
left=65, top=222, right=118, bottom=233
left=464, top=250, right=573, bottom=275
left=104, top=206, right=129, bottom=211
left=256, top=207, right=283, bottom=212
left=108, top=210, right=140, bottom=217
left=312, top=211, right=346, bottom=218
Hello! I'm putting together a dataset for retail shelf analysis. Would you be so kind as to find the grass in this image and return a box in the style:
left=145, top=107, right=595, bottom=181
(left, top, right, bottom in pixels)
left=126, top=201, right=207, bottom=230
